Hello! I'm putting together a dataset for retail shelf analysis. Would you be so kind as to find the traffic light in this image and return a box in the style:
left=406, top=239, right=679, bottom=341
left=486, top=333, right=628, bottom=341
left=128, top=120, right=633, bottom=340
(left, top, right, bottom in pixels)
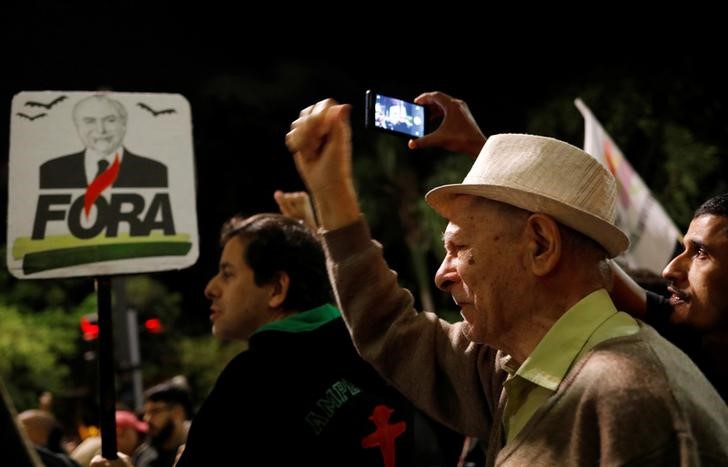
left=79, top=313, right=164, bottom=339
left=144, top=317, right=164, bottom=334
left=80, top=313, right=99, bottom=341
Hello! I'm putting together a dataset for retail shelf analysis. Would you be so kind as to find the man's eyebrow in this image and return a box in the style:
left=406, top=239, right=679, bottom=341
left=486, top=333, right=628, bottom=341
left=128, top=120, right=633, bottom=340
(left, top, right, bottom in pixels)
left=441, top=231, right=458, bottom=244
left=685, top=236, right=707, bottom=251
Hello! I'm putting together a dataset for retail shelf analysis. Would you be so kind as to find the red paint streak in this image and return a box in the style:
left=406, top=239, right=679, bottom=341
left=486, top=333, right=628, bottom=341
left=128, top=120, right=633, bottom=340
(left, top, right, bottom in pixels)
left=83, top=153, right=120, bottom=218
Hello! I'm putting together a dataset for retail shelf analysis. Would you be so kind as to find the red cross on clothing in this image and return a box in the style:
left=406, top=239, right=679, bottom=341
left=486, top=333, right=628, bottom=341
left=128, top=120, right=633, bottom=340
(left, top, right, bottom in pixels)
left=361, top=404, right=406, bottom=467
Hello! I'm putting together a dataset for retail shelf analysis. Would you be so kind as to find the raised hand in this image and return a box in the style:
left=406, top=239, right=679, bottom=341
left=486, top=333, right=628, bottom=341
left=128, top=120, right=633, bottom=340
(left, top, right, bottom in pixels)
left=407, top=91, right=486, bottom=158
left=274, top=190, right=318, bottom=231
left=285, top=99, right=360, bottom=230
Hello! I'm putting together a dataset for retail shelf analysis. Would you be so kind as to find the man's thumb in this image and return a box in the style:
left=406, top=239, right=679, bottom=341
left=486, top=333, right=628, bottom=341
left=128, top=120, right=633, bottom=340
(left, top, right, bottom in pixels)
left=329, top=104, right=352, bottom=143
left=333, top=104, right=351, bottom=122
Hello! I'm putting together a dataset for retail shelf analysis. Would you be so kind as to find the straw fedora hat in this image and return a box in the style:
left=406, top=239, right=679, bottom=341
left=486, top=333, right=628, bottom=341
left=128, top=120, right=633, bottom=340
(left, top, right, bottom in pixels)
left=425, top=134, right=629, bottom=258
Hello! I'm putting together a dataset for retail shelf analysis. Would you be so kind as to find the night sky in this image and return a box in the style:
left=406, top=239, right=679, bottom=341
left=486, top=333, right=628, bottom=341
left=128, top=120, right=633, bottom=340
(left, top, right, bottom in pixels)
left=2, top=4, right=725, bottom=326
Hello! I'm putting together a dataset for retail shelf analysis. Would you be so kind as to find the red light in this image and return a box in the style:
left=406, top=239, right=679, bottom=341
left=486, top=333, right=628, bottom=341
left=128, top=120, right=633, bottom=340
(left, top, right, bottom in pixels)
left=145, top=318, right=163, bottom=334
left=80, top=316, right=99, bottom=341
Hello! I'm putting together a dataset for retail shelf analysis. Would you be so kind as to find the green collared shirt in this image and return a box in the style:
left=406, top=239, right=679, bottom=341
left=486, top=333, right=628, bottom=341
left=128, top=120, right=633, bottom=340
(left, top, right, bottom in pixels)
left=502, top=289, right=639, bottom=442
left=253, top=303, right=341, bottom=335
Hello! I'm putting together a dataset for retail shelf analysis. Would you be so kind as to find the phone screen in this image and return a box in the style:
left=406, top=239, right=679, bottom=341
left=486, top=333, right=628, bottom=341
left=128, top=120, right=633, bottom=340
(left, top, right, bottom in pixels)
left=371, top=93, right=426, bottom=138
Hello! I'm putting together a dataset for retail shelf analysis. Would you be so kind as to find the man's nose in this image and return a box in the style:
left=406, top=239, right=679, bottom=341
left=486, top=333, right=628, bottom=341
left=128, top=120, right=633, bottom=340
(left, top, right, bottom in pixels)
left=435, top=256, right=459, bottom=292
left=662, top=251, right=687, bottom=283
left=204, top=277, right=218, bottom=299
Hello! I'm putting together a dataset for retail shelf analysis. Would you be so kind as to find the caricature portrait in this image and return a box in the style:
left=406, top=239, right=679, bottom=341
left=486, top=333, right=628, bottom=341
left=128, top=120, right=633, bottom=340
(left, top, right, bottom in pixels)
left=39, top=95, right=168, bottom=189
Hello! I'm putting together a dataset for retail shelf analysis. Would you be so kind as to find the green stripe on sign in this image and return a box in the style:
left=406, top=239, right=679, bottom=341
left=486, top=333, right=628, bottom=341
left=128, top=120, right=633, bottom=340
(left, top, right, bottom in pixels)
left=22, top=242, right=192, bottom=275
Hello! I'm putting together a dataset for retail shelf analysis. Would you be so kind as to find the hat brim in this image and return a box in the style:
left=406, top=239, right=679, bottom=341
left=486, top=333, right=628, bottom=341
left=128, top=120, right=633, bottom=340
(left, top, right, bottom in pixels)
left=426, top=183, right=629, bottom=258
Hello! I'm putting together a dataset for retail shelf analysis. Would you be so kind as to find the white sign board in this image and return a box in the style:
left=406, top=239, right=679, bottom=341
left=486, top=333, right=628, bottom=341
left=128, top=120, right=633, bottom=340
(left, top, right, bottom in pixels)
left=7, top=91, right=199, bottom=278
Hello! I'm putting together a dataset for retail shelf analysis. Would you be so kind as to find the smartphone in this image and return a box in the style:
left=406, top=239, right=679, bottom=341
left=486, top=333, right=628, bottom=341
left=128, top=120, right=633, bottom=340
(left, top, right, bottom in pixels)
left=365, top=90, right=428, bottom=138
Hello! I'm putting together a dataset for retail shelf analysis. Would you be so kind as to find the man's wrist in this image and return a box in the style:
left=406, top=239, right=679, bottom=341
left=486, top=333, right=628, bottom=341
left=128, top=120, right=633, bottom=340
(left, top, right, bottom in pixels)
left=312, top=182, right=361, bottom=231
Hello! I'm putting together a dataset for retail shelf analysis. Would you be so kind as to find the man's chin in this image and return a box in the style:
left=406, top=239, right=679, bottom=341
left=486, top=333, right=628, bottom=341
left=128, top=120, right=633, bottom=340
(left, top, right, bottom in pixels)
left=91, top=144, right=120, bottom=155
left=670, top=303, right=692, bottom=325
left=679, top=308, right=721, bottom=331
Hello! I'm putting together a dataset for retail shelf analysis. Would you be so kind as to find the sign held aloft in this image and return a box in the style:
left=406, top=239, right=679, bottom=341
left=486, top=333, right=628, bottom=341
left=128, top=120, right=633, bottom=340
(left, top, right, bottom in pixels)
left=7, top=91, right=199, bottom=278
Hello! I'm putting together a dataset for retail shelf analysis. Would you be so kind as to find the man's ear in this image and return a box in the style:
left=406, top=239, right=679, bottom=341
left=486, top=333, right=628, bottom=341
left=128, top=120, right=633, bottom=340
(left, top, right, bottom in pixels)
left=524, top=214, right=562, bottom=276
left=268, top=272, right=290, bottom=308
left=171, top=404, right=186, bottom=422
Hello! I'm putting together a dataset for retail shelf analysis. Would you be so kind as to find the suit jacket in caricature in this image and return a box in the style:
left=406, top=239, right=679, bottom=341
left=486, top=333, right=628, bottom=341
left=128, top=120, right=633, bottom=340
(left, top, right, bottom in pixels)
left=39, top=149, right=168, bottom=189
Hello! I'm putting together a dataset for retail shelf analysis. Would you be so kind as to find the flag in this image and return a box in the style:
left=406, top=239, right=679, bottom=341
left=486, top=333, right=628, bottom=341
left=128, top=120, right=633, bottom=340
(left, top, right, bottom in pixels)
left=575, top=98, right=681, bottom=274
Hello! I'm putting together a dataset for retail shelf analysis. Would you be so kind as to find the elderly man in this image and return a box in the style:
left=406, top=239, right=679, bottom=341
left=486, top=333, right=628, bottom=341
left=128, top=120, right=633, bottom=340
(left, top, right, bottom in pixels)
left=411, top=91, right=728, bottom=405
left=39, top=94, right=167, bottom=189
left=286, top=98, right=728, bottom=466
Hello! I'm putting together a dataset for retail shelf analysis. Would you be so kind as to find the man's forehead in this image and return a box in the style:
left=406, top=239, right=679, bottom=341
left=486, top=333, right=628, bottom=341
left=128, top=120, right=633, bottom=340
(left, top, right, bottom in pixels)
left=77, top=99, right=118, bottom=115
left=688, top=215, right=728, bottom=242
left=442, top=197, right=502, bottom=227
left=223, top=235, right=247, bottom=251
left=144, top=400, right=168, bottom=408
left=221, top=236, right=247, bottom=262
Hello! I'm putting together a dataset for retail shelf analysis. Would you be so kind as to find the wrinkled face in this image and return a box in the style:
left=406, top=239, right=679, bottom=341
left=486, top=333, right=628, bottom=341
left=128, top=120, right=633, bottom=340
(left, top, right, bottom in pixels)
left=204, top=236, right=273, bottom=340
left=74, top=98, right=126, bottom=156
left=434, top=196, right=528, bottom=345
left=662, top=214, right=728, bottom=330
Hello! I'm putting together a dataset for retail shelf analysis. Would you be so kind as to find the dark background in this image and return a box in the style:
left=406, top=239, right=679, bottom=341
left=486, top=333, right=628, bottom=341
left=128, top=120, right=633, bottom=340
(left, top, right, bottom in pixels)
left=2, top=3, right=727, bottom=330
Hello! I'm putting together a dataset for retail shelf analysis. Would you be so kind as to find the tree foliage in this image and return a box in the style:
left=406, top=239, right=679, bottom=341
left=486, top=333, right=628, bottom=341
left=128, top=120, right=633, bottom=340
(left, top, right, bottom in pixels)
left=0, top=303, right=84, bottom=409
left=0, top=265, right=238, bottom=416
left=351, top=131, right=471, bottom=319
left=0, top=249, right=92, bottom=411
left=525, top=77, right=727, bottom=230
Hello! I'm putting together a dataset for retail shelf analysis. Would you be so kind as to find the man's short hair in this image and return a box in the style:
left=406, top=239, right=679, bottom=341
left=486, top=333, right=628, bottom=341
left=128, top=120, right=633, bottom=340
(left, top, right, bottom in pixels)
left=72, top=95, right=128, bottom=124
left=694, top=193, right=728, bottom=219
left=144, top=379, right=193, bottom=419
left=558, top=222, right=608, bottom=259
left=220, top=213, right=333, bottom=312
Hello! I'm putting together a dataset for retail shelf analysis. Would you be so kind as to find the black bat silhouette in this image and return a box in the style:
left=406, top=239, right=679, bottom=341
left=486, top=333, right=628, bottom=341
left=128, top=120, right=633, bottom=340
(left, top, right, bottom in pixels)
left=25, top=95, right=67, bottom=109
left=137, top=102, right=177, bottom=116
left=17, top=112, right=47, bottom=121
